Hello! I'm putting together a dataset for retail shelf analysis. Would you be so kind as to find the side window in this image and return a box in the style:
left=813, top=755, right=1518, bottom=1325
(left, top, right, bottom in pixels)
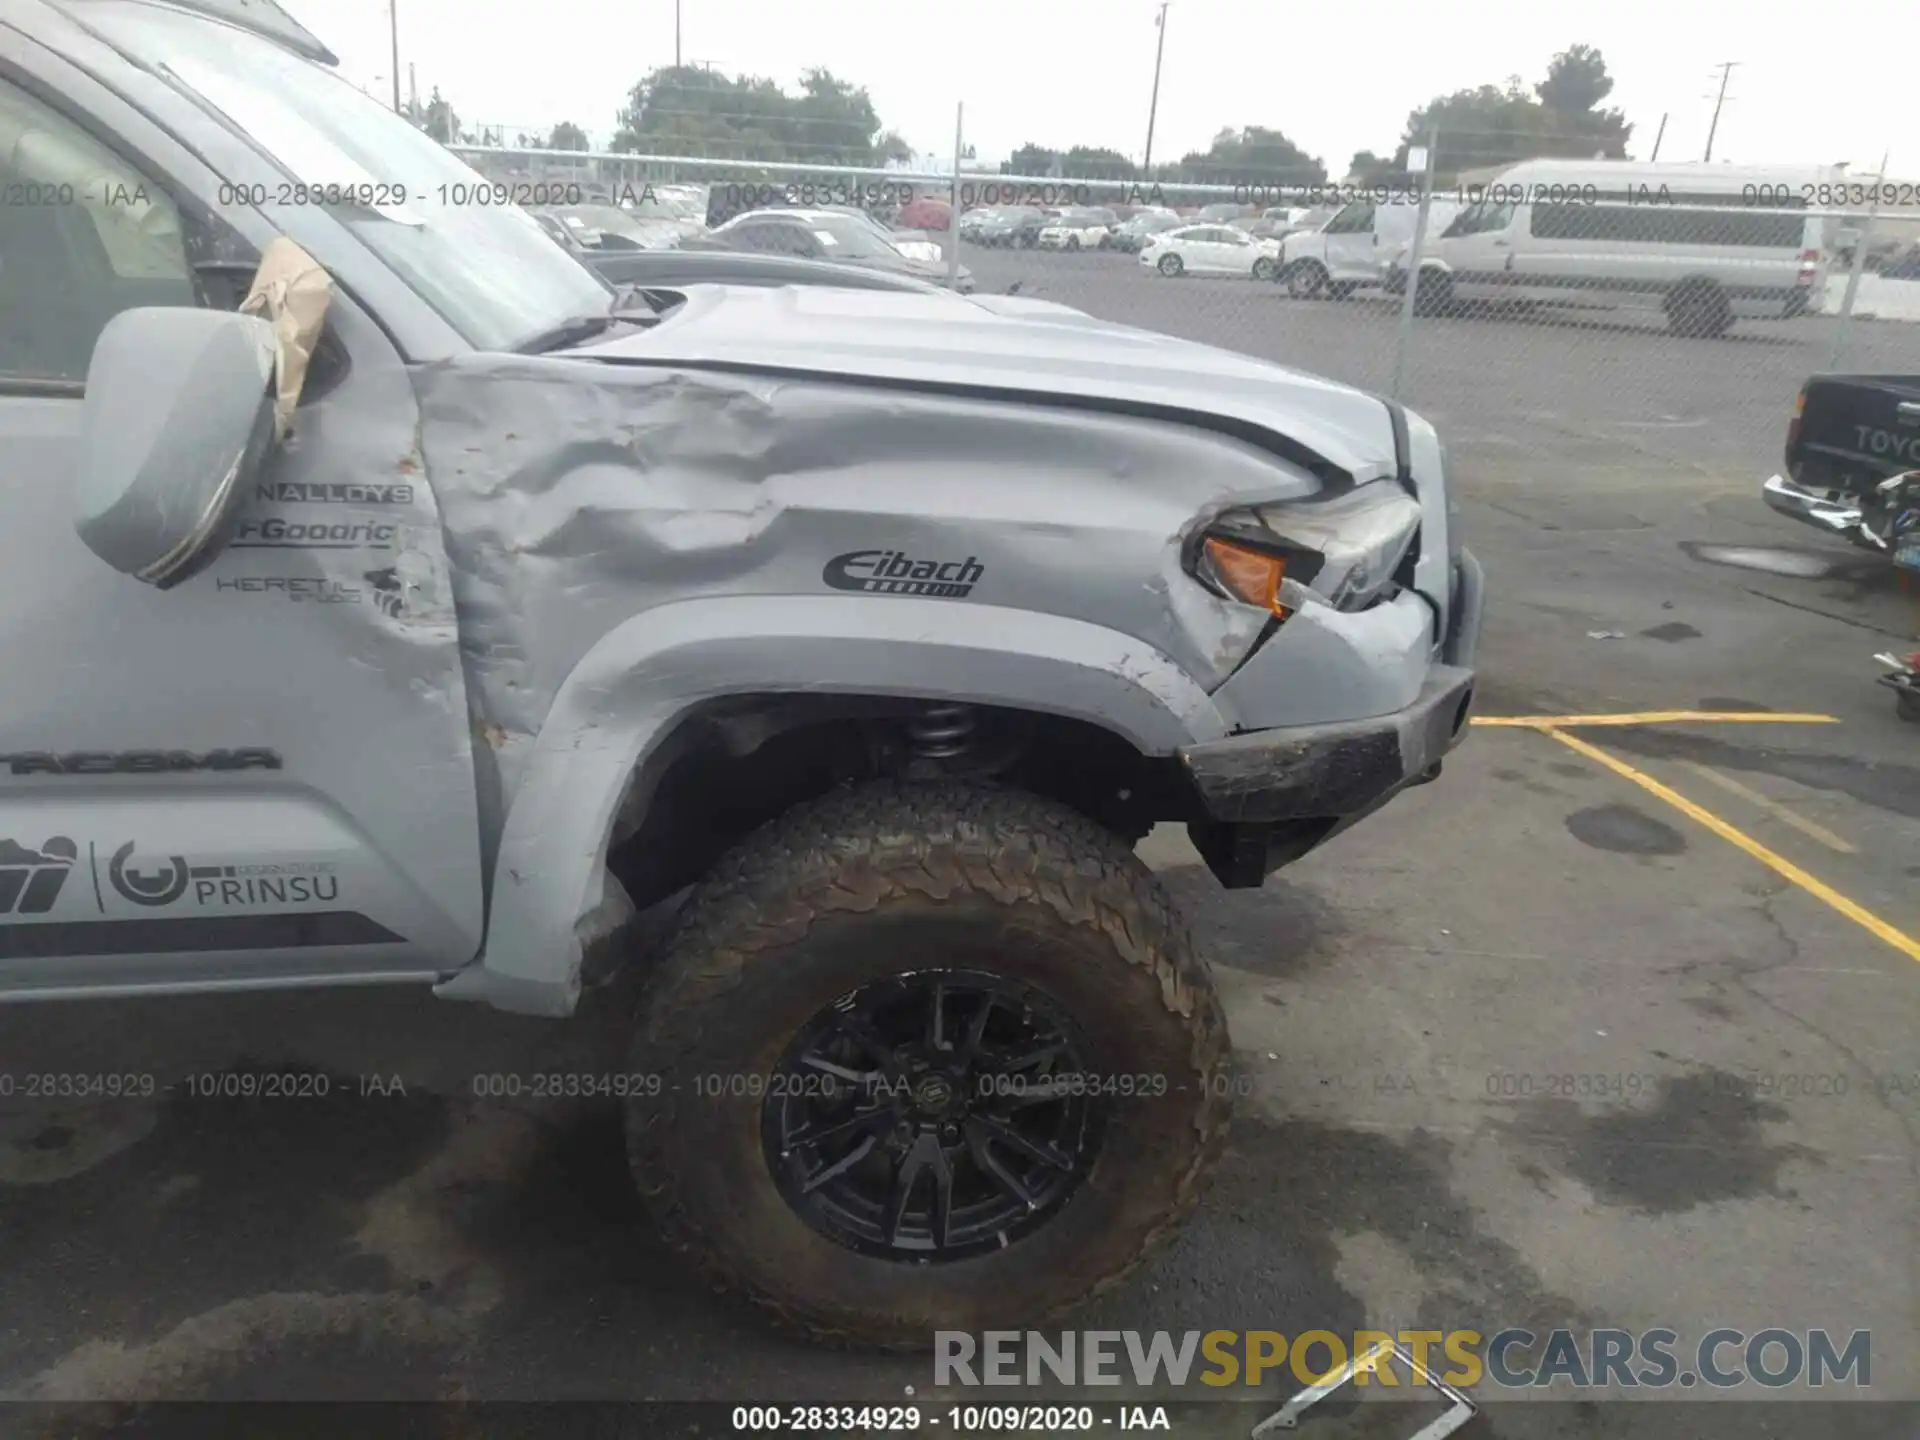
left=1325, top=201, right=1376, bottom=235
left=0, top=78, right=195, bottom=384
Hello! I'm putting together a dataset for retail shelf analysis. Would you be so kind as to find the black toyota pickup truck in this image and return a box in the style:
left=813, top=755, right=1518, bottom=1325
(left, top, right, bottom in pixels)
left=1763, top=374, right=1920, bottom=556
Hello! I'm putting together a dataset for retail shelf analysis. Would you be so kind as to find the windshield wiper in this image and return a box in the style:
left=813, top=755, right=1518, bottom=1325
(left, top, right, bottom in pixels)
left=513, top=314, right=625, bottom=355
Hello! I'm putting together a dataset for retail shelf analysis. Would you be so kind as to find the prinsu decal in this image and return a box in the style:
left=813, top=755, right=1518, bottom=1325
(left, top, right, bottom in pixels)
left=109, top=844, right=341, bottom=908
left=0, top=749, right=281, bottom=776
left=0, top=837, right=77, bottom=914
left=109, top=842, right=190, bottom=907
left=232, top=518, right=398, bottom=550
left=823, top=549, right=984, bottom=599
left=256, top=482, right=415, bottom=506
left=215, top=577, right=361, bottom=604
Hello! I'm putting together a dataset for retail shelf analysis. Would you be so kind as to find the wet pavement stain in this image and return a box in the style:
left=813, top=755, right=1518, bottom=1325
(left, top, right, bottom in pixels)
left=1503, top=1069, right=1814, bottom=1216
left=1564, top=804, right=1688, bottom=856
left=1678, top=542, right=1889, bottom=587
left=1084, top=1115, right=1592, bottom=1353
left=1154, top=868, right=1343, bottom=980
left=1491, top=768, right=1570, bottom=798
left=1547, top=761, right=1596, bottom=779
left=1639, top=621, right=1701, bottom=643
left=1595, top=728, right=1920, bottom=822
left=1682, top=995, right=1736, bottom=1021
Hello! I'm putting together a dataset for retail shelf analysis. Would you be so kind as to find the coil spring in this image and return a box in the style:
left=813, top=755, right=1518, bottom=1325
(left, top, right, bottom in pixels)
left=907, top=704, right=976, bottom=759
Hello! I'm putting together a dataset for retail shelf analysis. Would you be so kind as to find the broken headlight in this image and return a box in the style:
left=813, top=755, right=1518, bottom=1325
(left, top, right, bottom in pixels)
left=1188, top=482, right=1422, bottom=618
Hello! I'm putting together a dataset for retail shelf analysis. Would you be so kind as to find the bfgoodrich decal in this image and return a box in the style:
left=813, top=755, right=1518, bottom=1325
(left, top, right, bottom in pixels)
left=232, top=518, right=398, bottom=550
left=823, top=549, right=984, bottom=599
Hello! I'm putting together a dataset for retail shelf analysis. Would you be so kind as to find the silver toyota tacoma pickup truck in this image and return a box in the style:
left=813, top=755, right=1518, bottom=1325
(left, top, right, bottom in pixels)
left=0, top=0, right=1482, bottom=1347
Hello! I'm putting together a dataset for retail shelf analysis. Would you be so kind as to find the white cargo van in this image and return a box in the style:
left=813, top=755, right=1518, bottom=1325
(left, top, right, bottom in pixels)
left=1278, top=196, right=1463, bottom=298
left=1386, top=159, right=1842, bottom=335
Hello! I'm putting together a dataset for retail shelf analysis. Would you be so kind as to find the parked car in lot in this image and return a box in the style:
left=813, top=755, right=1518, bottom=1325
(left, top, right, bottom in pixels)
left=895, top=195, right=952, bottom=231
left=576, top=247, right=947, bottom=294
left=1877, top=244, right=1920, bottom=281
left=1763, top=374, right=1920, bottom=555
left=0, top=0, right=1482, bottom=1351
left=1037, top=207, right=1116, bottom=251
left=1197, top=202, right=1252, bottom=223
left=821, top=205, right=943, bottom=264
left=1382, top=160, right=1840, bottom=334
left=540, top=203, right=685, bottom=252
left=1284, top=196, right=1463, bottom=299
left=967, top=205, right=1048, bottom=247
left=703, top=209, right=974, bottom=291
left=1142, top=223, right=1283, bottom=279
left=1109, top=210, right=1183, bottom=253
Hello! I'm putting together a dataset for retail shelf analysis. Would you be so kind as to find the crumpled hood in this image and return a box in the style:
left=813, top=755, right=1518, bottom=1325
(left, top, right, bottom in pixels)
left=574, top=285, right=1398, bottom=483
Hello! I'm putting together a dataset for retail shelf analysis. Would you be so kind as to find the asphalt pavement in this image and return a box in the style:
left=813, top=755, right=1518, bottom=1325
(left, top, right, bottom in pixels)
left=2, top=250, right=1918, bottom=1437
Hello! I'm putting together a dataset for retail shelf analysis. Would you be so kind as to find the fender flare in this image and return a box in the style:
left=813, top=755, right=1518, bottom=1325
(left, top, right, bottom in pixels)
left=438, top=595, right=1229, bottom=1016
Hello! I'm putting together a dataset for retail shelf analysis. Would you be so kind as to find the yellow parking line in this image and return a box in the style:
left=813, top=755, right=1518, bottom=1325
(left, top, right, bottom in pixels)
left=1473, top=711, right=1839, bottom=729
left=1679, top=761, right=1857, bottom=855
left=1545, top=727, right=1920, bottom=966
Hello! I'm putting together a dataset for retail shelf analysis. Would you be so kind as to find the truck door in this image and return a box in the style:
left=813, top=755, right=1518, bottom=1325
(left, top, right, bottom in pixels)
left=0, top=55, right=484, bottom=999
left=1320, top=200, right=1378, bottom=281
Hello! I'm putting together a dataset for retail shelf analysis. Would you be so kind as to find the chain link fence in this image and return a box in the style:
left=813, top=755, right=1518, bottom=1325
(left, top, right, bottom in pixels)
left=448, top=135, right=1919, bottom=481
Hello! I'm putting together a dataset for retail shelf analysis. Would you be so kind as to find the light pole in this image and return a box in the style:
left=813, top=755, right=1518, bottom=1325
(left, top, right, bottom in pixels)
left=1142, top=3, right=1168, bottom=173
left=1703, top=61, right=1738, bottom=162
left=675, top=0, right=682, bottom=67
left=388, top=0, right=401, bottom=111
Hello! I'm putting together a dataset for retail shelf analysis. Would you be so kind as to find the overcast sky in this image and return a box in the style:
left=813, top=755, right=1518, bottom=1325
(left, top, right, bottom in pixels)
left=295, top=0, right=1909, bottom=178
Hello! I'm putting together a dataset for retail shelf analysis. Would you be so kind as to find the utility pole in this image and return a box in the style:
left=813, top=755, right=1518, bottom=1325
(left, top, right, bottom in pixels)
left=1648, top=112, right=1667, bottom=162
left=675, top=0, right=682, bottom=67
left=1703, top=61, right=1738, bottom=162
left=1142, top=3, right=1169, bottom=174
left=388, top=0, right=401, bottom=111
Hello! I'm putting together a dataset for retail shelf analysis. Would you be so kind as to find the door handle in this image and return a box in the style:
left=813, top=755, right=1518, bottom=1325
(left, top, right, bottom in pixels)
left=1492, top=239, right=1509, bottom=247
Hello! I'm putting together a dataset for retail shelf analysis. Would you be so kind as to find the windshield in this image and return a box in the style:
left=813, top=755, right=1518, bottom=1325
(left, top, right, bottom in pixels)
left=801, top=215, right=903, bottom=259
left=556, top=204, right=673, bottom=241
left=84, top=1, right=612, bottom=352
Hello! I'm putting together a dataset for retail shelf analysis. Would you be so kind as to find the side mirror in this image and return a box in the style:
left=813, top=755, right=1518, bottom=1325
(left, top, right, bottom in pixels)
left=73, top=307, right=279, bottom=589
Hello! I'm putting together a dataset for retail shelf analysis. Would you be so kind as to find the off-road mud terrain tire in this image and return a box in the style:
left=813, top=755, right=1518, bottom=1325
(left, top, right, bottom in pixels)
left=624, top=780, right=1232, bottom=1350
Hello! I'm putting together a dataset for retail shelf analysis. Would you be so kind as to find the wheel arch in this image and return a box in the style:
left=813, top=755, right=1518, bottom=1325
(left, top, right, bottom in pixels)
left=437, top=595, right=1228, bottom=1017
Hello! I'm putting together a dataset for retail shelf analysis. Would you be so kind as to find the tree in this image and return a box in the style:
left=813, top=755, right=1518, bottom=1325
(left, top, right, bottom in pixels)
left=1347, top=149, right=1398, bottom=183
left=1536, top=43, right=1613, bottom=114
left=1001, top=143, right=1058, bottom=176
left=874, top=128, right=914, bottom=163
left=1392, top=46, right=1631, bottom=182
left=1155, top=126, right=1325, bottom=186
left=422, top=86, right=459, bottom=145
left=1059, top=146, right=1135, bottom=180
left=547, top=121, right=590, bottom=152
left=610, top=64, right=885, bottom=162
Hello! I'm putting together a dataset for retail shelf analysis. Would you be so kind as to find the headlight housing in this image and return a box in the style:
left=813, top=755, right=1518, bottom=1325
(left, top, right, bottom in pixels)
left=1186, top=481, right=1422, bottom=619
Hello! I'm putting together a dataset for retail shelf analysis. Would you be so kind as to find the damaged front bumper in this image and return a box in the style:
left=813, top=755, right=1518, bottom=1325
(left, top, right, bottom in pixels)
left=1175, top=546, right=1483, bottom=888
left=1178, top=665, right=1476, bottom=885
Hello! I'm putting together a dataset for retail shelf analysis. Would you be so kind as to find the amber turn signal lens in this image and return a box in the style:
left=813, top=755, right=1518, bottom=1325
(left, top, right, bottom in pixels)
left=1202, top=536, right=1288, bottom=617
